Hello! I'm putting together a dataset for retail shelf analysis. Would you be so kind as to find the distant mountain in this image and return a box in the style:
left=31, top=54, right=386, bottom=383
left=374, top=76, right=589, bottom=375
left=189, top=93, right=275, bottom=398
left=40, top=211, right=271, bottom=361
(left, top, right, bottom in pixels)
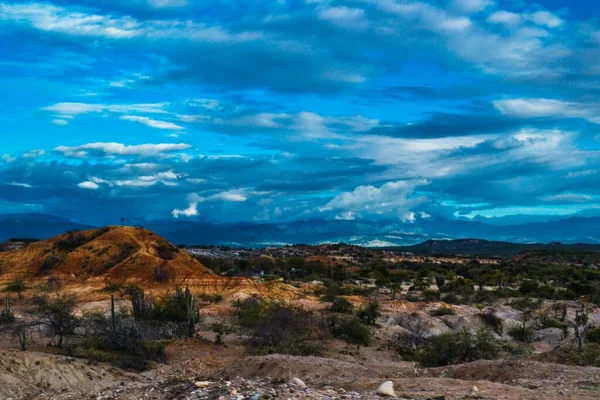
left=0, top=213, right=94, bottom=241
left=1, top=213, right=600, bottom=247
left=390, top=238, right=600, bottom=258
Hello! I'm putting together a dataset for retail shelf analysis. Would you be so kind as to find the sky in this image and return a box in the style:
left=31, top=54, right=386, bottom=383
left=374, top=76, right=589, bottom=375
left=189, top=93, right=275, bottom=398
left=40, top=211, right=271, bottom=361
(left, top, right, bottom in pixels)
left=1, top=0, right=600, bottom=226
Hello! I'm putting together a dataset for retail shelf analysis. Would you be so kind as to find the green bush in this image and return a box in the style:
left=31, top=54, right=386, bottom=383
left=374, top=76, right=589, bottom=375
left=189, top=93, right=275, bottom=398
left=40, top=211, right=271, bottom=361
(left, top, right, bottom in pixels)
left=509, top=297, right=542, bottom=311
left=441, top=293, right=460, bottom=304
left=568, top=343, right=600, bottom=367
left=508, top=324, right=536, bottom=342
left=2, top=280, right=27, bottom=298
left=422, top=289, right=440, bottom=301
left=356, top=301, right=380, bottom=325
left=328, top=315, right=372, bottom=346
left=429, top=306, right=456, bottom=317
left=198, top=293, right=224, bottom=303
left=420, top=328, right=501, bottom=367
left=329, top=297, right=354, bottom=314
left=237, top=297, right=326, bottom=356
left=587, top=327, right=600, bottom=343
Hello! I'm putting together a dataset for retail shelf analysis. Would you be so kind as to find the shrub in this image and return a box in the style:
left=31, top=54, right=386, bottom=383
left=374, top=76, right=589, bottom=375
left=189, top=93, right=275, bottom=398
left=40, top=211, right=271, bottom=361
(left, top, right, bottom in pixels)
left=422, top=289, right=440, bottom=301
left=443, top=278, right=475, bottom=296
left=197, top=293, right=224, bottom=303
left=329, top=297, right=354, bottom=314
left=429, top=306, right=456, bottom=317
left=510, top=344, right=535, bottom=357
left=420, top=328, right=501, bottom=367
left=328, top=315, right=373, bottom=347
left=508, top=324, right=536, bottom=342
left=157, top=244, right=178, bottom=260
left=509, top=297, right=542, bottom=311
left=2, top=280, right=27, bottom=298
left=356, top=301, right=381, bottom=325
left=236, top=297, right=326, bottom=356
left=153, top=265, right=176, bottom=282
left=55, top=232, right=88, bottom=251
left=587, top=327, right=600, bottom=343
left=100, top=282, right=123, bottom=294
left=35, top=295, right=79, bottom=347
left=211, top=321, right=233, bottom=344
left=441, top=293, right=460, bottom=304
left=320, top=283, right=343, bottom=302
left=38, top=255, right=63, bottom=274
left=568, top=343, right=600, bottom=367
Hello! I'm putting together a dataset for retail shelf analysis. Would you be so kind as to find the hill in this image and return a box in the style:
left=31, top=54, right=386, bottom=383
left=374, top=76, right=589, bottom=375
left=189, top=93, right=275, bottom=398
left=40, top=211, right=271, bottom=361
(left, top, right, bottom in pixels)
left=391, top=239, right=600, bottom=258
left=0, top=226, right=213, bottom=285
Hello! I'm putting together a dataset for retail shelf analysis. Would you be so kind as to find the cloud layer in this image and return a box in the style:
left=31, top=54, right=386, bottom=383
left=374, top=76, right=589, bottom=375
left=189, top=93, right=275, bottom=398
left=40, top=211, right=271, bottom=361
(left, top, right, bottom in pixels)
left=2, top=0, right=600, bottom=226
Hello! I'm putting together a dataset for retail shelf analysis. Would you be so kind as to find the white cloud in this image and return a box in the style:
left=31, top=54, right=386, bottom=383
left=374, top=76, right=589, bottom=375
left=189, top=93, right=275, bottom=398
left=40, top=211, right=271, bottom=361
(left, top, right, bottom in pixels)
left=494, top=98, right=600, bottom=124
left=181, top=109, right=379, bottom=139
left=0, top=3, right=142, bottom=38
left=7, top=182, right=33, bottom=188
left=44, top=102, right=168, bottom=116
left=54, top=142, right=191, bottom=158
left=172, top=202, right=197, bottom=218
left=147, top=0, right=187, bottom=9
left=541, top=193, right=593, bottom=203
left=318, top=6, right=367, bottom=29
left=530, top=11, right=563, bottom=29
left=319, top=179, right=429, bottom=220
left=453, top=0, right=494, bottom=14
left=2, top=154, right=15, bottom=163
left=120, top=115, right=184, bottom=130
left=171, top=189, right=251, bottom=218
left=22, top=149, right=45, bottom=158
left=82, top=171, right=181, bottom=188
left=52, top=119, right=69, bottom=126
left=78, top=181, right=100, bottom=190
left=213, top=190, right=248, bottom=202
left=0, top=3, right=261, bottom=43
left=487, top=11, right=521, bottom=27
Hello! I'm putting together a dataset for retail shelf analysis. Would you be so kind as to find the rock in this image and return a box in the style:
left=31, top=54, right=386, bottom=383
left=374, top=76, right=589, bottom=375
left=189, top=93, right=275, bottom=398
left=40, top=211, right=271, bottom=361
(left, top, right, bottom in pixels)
left=289, top=377, right=307, bottom=389
left=375, top=381, right=397, bottom=398
left=468, top=385, right=479, bottom=398
left=194, top=381, right=211, bottom=388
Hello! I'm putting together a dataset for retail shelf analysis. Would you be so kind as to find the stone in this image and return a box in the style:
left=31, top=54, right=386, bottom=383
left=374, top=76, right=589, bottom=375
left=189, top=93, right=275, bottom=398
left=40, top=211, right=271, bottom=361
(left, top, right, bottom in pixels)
left=289, top=377, right=307, bottom=389
left=375, top=381, right=397, bottom=398
left=194, top=381, right=211, bottom=388
left=468, top=386, right=479, bottom=398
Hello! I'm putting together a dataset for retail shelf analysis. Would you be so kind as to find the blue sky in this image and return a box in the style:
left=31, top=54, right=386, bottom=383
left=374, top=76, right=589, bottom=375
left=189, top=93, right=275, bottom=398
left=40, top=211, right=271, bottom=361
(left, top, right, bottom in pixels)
left=1, top=0, right=600, bottom=226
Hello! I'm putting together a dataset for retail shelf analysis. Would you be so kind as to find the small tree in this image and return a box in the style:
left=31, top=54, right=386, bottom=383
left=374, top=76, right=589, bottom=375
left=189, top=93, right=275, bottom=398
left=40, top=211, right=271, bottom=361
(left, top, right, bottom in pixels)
left=357, top=301, right=380, bottom=326
left=2, top=280, right=27, bottom=299
left=330, top=297, right=354, bottom=314
left=35, top=296, right=79, bottom=347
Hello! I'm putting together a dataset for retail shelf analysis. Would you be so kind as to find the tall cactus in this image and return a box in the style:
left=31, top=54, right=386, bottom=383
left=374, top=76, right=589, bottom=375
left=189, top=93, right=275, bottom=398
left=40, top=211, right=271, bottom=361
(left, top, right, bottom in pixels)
left=110, top=294, right=116, bottom=331
left=185, top=285, right=198, bottom=337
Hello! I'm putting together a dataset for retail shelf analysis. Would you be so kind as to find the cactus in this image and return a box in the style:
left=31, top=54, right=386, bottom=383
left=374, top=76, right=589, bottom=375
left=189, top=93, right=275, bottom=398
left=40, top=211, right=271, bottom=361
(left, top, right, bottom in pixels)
left=184, top=285, right=198, bottom=337
left=110, top=294, right=116, bottom=331
left=131, top=316, right=138, bottom=339
left=19, top=329, right=27, bottom=351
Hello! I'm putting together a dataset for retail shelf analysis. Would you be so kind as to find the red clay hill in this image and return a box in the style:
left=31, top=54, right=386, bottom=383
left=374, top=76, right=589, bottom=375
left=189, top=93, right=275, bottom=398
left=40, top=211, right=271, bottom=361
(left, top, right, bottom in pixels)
left=0, top=226, right=213, bottom=285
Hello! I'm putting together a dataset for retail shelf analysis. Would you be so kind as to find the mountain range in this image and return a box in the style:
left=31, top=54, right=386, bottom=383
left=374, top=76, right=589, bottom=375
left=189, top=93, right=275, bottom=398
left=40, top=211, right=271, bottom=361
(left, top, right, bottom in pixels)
left=1, top=213, right=599, bottom=247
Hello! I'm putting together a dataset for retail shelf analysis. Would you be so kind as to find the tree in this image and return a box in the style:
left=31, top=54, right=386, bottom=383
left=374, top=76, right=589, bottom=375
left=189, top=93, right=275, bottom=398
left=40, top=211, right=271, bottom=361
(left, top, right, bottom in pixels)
left=2, top=280, right=27, bottom=299
left=357, top=301, right=381, bottom=325
left=35, top=296, right=79, bottom=347
left=330, top=297, right=354, bottom=314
